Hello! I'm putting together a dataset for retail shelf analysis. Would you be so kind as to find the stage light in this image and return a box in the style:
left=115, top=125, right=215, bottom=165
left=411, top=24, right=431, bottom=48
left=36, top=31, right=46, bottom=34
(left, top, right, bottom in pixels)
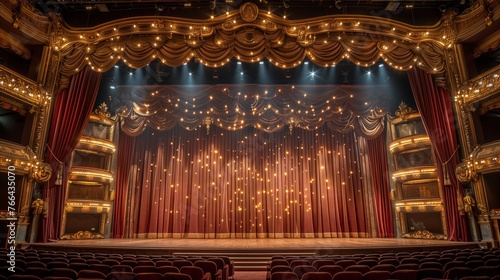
left=237, top=61, right=242, bottom=65
left=259, top=61, right=264, bottom=65
left=189, top=72, right=192, bottom=76
left=367, top=70, right=371, bottom=75
left=129, top=72, right=133, bottom=76
left=304, top=61, right=309, bottom=65
left=240, top=72, right=244, bottom=75
left=114, top=65, right=119, bottom=69
left=378, top=63, right=384, bottom=68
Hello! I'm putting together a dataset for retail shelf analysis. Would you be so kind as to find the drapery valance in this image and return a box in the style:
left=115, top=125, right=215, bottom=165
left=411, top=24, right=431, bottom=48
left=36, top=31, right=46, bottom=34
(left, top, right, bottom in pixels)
left=52, top=3, right=455, bottom=89
left=116, top=84, right=387, bottom=138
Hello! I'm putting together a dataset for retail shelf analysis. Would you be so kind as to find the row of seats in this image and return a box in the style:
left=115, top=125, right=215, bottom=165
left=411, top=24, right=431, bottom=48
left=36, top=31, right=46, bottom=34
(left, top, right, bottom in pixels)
left=0, top=248, right=234, bottom=280
left=267, top=247, right=500, bottom=280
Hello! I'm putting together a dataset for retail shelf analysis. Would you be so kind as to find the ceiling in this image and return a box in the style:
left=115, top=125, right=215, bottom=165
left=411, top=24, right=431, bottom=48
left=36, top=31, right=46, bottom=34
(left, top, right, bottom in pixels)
left=31, top=0, right=471, bottom=27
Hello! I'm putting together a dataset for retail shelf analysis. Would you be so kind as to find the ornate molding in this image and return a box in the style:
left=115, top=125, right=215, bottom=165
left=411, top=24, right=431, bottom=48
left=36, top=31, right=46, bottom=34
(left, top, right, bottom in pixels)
left=0, top=0, right=50, bottom=43
left=455, top=0, right=500, bottom=42
left=0, top=141, right=52, bottom=181
left=61, top=230, right=103, bottom=240
left=455, top=67, right=500, bottom=105
left=456, top=143, right=500, bottom=183
left=0, top=65, right=51, bottom=106
left=402, top=230, right=447, bottom=240
left=50, top=3, right=457, bottom=88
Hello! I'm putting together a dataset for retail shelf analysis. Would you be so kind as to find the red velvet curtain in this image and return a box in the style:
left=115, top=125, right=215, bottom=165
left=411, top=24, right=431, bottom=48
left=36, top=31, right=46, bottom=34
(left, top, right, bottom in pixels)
left=366, top=130, right=394, bottom=238
left=407, top=67, right=470, bottom=241
left=112, top=130, right=135, bottom=238
left=122, top=125, right=368, bottom=238
left=40, top=66, right=101, bottom=242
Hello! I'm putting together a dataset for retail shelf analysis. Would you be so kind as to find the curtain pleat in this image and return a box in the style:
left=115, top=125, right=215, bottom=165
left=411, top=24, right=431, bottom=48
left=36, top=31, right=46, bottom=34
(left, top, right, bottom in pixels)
left=407, top=67, right=470, bottom=241
left=112, top=130, right=135, bottom=238
left=366, top=129, right=394, bottom=238
left=123, top=125, right=369, bottom=238
left=40, top=66, right=101, bottom=242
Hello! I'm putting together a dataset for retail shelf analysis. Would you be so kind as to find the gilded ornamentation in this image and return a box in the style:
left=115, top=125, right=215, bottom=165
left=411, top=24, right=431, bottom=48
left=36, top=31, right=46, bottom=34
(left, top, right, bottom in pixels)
left=455, top=160, right=477, bottom=183
left=297, top=27, right=316, bottom=47
left=394, top=102, right=413, bottom=121
left=455, top=70, right=500, bottom=105
left=456, top=144, right=500, bottom=181
left=438, top=9, right=458, bottom=48
left=31, top=198, right=46, bottom=215
left=95, top=102, right=111, bottom=118
left=402, top=230, right=446, bottom=240
left=61, top=231, right=103, bottom=240
left=30, top=162, right=53, bottom=183
left=477, top=203, right=487, bottom=216
left=47, top=11, right=64, bottom=52
left=0, top=65, right=50, bottom=106
left=240, top=3, right=258, bottom=23
left=490, top=209, right=500, bottom=217
left=203, top=117, right=213, bottom=135
left=463, top=195, right=476, bottom=214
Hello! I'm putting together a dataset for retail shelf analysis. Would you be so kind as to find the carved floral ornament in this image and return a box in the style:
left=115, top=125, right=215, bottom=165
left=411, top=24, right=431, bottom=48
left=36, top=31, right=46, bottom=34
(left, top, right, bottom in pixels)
left=456, top=144, right=500, bottom=183
left=0, top=143, right=52, bottom=183
left=51, top=2, right=458, bottom=89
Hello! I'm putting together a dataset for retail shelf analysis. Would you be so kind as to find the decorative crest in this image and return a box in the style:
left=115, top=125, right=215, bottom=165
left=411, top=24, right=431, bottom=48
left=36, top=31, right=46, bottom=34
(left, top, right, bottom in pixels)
left=395, top=102, right=414, bottom=121
left=95, top=102, right=111, bottom=118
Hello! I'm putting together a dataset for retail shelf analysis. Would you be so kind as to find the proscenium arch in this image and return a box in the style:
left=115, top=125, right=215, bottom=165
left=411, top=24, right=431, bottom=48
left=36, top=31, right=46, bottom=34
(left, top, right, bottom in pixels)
left=52, top=2, right=456, bottom=89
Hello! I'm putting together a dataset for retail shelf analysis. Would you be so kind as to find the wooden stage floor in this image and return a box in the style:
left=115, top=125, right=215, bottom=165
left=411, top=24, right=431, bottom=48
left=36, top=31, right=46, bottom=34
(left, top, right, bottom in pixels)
left=30, top=238, right=480, bottom=256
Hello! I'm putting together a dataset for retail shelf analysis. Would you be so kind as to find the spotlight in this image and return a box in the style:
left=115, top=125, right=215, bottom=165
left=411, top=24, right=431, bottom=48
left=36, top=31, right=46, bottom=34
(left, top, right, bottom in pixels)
left=367, top=70, right=371, bottom=75
left=156, top=4, right=164, bottom=12
left=189, top=72, right=192, bottom=76
left=378, top=63, right=384, bottom=68
left=335, top=0, right=342, bottom=9
left=259, top=61, right=264, bottom=65
left=438, top=4, right=447, bottom=13
left=304, top=61, right=309, bottom=65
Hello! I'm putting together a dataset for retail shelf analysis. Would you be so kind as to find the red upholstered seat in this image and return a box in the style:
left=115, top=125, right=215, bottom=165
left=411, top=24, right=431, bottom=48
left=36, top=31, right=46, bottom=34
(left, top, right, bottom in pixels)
left=332, top=271, right=363, bottom=280
left=180, top=266, right=211, bottom=280
left=270, top=272, right=299, bottom=280
left=105, top=272, right=136, bottom=280
left=344, top=264, right=370, bottom=274
left=362, top=270, right=391, bottom=280
left=78, top=269, right=107, bottom=279
left=163, top=272, right=194, bottom=280
left=301, top=272, right=333, bottom=280
left=136, top=272, right=164, bottom=280
left=318, top=265, right=343, bottom=276
left=390, top=269, right=418, bottom=280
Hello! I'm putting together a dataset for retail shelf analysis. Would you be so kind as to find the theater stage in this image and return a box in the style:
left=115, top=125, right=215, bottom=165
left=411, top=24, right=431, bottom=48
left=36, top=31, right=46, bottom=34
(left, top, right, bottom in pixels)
left=29, top=238, right=480, bottom=270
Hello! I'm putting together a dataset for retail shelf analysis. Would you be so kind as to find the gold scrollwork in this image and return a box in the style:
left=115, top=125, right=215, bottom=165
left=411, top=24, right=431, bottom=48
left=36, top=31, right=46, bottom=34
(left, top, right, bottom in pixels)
left=30, top=162, right=53, bottom=183
left=394, top=102, right=414, bottom=121
left=489, top=209, right=500, bottom=217
left=402, top=230, right=446, bottom=240
left=61, top=231, right=103, bottom=240
left=94, top=102, right=111, bottom=118
left=455, top=160, right=478, bottom=183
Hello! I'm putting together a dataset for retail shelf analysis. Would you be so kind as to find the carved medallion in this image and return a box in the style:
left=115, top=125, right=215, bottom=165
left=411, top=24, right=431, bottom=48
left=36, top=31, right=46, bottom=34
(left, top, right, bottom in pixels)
left=240, top=3, right=258, bottom=23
